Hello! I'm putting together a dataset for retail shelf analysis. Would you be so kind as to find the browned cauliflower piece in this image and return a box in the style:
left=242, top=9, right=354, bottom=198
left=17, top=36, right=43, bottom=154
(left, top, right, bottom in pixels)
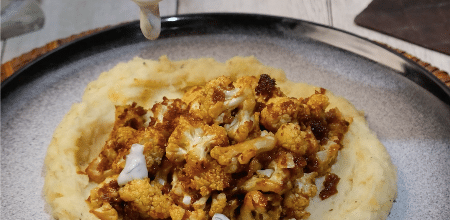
left=183, top=159, right=232, bottom=196
left=183, top=76, right=237, bottom=124
left=86, top=175, right=121, bottom=220
left=221, top=199, right=240, bottom=220
left=210, top=131, right=276, bottom=173
left=187, top=209, right=208, bottom=220
left=148, top=97, right=188, bottom=139
left=113, top=102, right=148, bottom=131
left=223, top=76, right=260, bottom=143
left=275, top=123, right=319, bottom=156
left=240, top=151, right=294, bottom=194
left=238, top=191, right=282, bottom=220
left=119, top=178, right=173, bottom=219
left=315, top=141, right=341, bottom=175
left=282, top=172, right=318, bottom=219
left=90, top=203, right=118, bottom=220
left=183, top=76, right=262, bottom=143
left=166, top=116, right=229, bottom=163
left=325, top=108, right=350, bottom=144
left=111, top=127, right=166, bottom=176
left=169, top=204, right=186, bottom=220
left=306, top=93, right=329, bottom=111
left=209, top=193, right=227, bottom=217
left=260, top=97, right=302, bottom=132
left=84, top=75, right=352, bottom=220
left=86, top=103, right=148, bottom=183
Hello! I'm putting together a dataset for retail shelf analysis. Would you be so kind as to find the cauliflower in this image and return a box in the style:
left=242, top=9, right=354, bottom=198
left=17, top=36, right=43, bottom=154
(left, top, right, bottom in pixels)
left=306, top=93, right=329, bottom=111
left=182, top=159, right=232, bottom=196
left=282, top=172, right=318, bottom=219
left=188, top=209, right=208, bottom=220
left=86, top=175, right=121, bottom=220
left=171, top=164, right=230, bottom=215
left=209, top=193, right=227, bottom=217
left=86, top=103, right=153, bottom=183
left=221, top=199, right=240, bottom=220
left=183, top=76, right=237, bottom=124
left=113, top=102, right=148, bottom=131
left=84, top=74, right=352, bottom=220
left=90, top=203, right=118, bottom=220
left=169, top=204, right=186, bottom=220
left=166, top=116, right=228, bottom=163
left=210, top=131, right=276, bottom=173
left=238, top=191, right=282, bottom=220
left=184, top=76, right=261, bottom=143
left=325, top=108, right=350, bottom=144
left=238, top=191, right=267, bottom=220
left=149, top=97, right=188, bottom=139
left=275, top=123, right=319, bottom=156
left=86, top=127, right=140, bottom=183
left=315, top=141, right=341, bottom=175
left=154, top=157, right=174, bottom=186
left=260, top=97, right=302, bottom=132
left=119, top=178, right=173, bottom=219
left=240, top=151, right=294, bottom=194
left=112, top=127, right=166, bottom=176
left=223, top=76, right=260, bottom=143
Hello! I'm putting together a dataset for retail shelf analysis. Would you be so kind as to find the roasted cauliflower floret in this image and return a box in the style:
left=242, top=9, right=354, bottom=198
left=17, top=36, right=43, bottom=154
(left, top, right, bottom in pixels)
left=238, top=191, right=282, bottom=220
left=181, top=159, right=232, bottom=196
left=113, top=102, right=148, bottom=130
left=183, top=76, right=237, bottom=124
left=90, top=203, right=118, bottom=220
left=87, top=175, right=122, bottom=220
left=325, top=108, right=350, bottom=144
left=223, top=76, right=260, bottom=143
left=149, top=97, right=188, bottom=139
left=240, top=151, right=294, bottom=194
left=86, top=103, right=151, bottom=183
left=119, top=178, right=173, bottom=219
left=306, top=93, right=329, bottom=111
left=166, top=116, right=228, bottom=163
left=282, top=172, right=318, bottom=219
left=169, top=204, right=186, bottom=220
left=210, top=131, right=276, bottom=173
left=315, top=141, right=341, bottom=175
left=112, top=127, right=166, bottom=175
left=260, top=97, right=302, bottom=132
left=275, top=123, right=319, bottom=156
left=209, top=193, right=227, bottom=217
left=84, top=74, right=352, bottom=220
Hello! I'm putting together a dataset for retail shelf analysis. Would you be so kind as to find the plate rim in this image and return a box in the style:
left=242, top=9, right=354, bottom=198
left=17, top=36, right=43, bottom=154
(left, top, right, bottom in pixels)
left=2, top=12, right=449, bottom=105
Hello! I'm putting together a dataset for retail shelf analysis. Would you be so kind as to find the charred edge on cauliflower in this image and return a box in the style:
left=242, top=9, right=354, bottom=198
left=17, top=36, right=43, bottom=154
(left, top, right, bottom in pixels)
left=85, top=74, right=350, bottom=220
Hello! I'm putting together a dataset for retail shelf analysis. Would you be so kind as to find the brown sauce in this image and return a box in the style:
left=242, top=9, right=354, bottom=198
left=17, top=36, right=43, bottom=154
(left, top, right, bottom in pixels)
left=319, top=173, right=340, bottom=200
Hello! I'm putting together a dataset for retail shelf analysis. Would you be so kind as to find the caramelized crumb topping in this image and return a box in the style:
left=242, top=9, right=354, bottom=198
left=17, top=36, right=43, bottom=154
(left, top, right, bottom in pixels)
left=319, top=173, right=341, bottom=200
left=85, top=74, right=350, bottom=220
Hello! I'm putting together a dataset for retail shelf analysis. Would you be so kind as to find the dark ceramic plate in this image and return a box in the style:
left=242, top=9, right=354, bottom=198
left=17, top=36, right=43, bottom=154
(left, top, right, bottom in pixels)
left=2, top=13, right=449, bottom=219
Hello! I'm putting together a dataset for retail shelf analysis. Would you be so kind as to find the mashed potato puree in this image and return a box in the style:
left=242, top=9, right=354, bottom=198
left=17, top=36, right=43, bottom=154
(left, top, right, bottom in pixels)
left=43, top=56, right=397, bottom=219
